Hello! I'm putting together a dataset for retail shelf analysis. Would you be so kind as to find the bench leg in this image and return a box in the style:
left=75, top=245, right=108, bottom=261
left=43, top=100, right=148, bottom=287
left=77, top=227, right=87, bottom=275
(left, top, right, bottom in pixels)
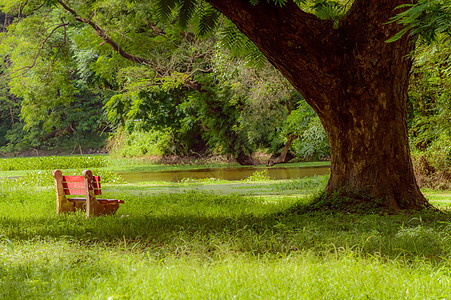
left=86, top=202, right=120, bottom=217
left=98, top=203, right=120, bottom=216
left=53, top=170, right=76, bottom=214
left=83, top=170, right=121, bottom=217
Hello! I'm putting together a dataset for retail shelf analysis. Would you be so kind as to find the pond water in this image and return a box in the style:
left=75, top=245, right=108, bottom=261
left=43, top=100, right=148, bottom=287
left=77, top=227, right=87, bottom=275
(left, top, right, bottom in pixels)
left=119, top=165, right=330, bottom=183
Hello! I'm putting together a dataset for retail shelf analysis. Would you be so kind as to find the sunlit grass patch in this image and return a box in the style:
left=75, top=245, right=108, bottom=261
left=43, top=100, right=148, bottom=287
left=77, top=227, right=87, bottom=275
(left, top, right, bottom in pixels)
left=423, top=189, right=451, bottom=207
left=0, top=155, right=108, bottom=171
left=1, top=238, right=451, bottom=299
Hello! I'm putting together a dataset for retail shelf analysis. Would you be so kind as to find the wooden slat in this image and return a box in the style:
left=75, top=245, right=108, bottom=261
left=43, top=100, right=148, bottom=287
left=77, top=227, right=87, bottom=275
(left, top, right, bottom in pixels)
left=63, top=182, right=85, bottom=189
left=97, top=198, right=125, bottom=204
left=64, top=188, right=101, bottom=196
left=67, top=197, right=86, bottom=202
left=64, top=188, right=86, bottom=195
left=93, top=184, right=101, bottom=195
left=67, top=198, right=124, bottom=204
left=93, top=176, right=102, bottom=195
left=62, top=175, right=84, bottom=182
left=62, top=176, right=101, bottom=195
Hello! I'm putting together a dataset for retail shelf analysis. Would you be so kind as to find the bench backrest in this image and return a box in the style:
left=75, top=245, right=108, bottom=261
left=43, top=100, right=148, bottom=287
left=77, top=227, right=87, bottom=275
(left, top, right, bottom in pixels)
left=62, top=175, right=102, bottom=195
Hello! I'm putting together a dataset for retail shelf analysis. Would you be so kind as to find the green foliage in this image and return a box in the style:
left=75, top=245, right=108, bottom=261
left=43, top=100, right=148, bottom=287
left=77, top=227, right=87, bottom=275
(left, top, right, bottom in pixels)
left=181, top=76, right=255, bottom=158
left=0, top=3, right=110, bottom=152
left=217, top=20, right=268, bottom=69
left=0, top=0, right=330, bottom=161
left=0, top=0, right=447, bottom=168
left=243, top=169, right=272, bottom=181
left=409, top=37, right=451, bottom=169
left=389, top=0, right=451, bottom=43
left=0, top=68, right=21, bottom=149
left=102, top=35, right=302, bottom=161
left=312, top=0, right=347, bottom=21
left=284, top=101, right=330, bottom=160
left=109, top=127, right=172, bottom=157
left=196, top=3, right=221, bottom=37
left=155, top=0, right=178, bottom=21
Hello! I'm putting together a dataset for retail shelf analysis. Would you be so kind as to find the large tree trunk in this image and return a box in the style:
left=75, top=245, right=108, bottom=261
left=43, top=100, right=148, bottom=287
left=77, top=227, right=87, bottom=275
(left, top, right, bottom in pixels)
left=322, top=71, right=427, bottom=210
left=316, top=2, right=429, bottom=210
left=208, top=0, right=431, bottom=211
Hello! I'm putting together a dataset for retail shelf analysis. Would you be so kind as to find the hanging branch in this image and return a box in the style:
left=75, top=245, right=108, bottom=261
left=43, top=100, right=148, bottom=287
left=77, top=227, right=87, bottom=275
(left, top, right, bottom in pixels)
left=10, top=21, right=69, bottom=78
left=57, top=0, right=217, bottom=90
left=44, top=17, right=68, bottom=84
left=57, top=0, right=155, bottom=67
left=146, top=20, right=166, bottom=36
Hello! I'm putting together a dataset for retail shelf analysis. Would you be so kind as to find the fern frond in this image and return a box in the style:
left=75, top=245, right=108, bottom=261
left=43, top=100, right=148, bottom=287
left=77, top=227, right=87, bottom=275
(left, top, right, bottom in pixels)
left=179, top=0, right=198, bottom=28
left=389, top=0, right=451, bottom=44
left=293, top=0, right=307, bottom=6
left=218, top=21, right=247, bottom=54
left=272, top=0, right=288, bottom=7
left=155, top=0, right=178, bottom=22
left=218, top=20, right=267, bottom=68
left=243, top=40, right=267, bottom=69
left=43, top=0, right=58, bottom=7
left=196, top=3, right=220, bottom=37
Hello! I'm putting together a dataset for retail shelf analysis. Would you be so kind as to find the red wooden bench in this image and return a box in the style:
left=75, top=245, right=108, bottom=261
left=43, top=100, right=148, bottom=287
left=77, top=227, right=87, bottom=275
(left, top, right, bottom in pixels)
left=52, top=169, right=124, bottom=217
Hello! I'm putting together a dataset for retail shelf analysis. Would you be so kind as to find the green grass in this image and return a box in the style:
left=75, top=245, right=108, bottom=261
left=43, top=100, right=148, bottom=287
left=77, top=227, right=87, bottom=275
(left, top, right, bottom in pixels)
left=0, top=157, right=451, bottom=299
left=3, top=243, right=451, bottom=299
left=0, top=155, right=108, bottom=171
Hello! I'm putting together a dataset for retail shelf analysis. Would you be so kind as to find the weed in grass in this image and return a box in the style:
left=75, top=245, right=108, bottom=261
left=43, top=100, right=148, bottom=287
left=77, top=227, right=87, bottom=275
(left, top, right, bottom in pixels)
left=243, top=169, right=272, bottom=181
left=268, top=175, right=329, bottom=193
left=0, top=234, right=14, bottom=252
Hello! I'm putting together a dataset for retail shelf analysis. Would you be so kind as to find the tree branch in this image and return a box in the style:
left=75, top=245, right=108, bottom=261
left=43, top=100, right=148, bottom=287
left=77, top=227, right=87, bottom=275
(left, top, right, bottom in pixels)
left=10, top=21, right=69, bottom=78
left=146, top=20, right=166, bottom=36
left=206, top=0, right=323, bottom=57
left=343, top=0, right=412, bottom=38
left=57, top=0, right=155, bottom=67
left=44, top=17, right=68, bottom=85
left=56, top=1, right=214, bottom=92
left=205, top=0, right=333, bottom=110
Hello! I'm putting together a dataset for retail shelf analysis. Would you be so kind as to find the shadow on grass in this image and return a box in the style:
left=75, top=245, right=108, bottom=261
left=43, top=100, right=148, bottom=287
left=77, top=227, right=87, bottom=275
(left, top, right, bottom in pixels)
left=2, top=203, right=451, bottom=261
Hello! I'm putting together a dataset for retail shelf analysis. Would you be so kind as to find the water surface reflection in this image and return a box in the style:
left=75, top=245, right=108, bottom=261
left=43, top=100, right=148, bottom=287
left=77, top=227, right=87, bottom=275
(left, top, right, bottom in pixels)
left=119, top=165, right=330, bottom=183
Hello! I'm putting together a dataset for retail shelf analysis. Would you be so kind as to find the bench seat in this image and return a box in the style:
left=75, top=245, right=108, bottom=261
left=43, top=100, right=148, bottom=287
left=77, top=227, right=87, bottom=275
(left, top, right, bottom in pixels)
left=67, top=197, right=125, bottom=204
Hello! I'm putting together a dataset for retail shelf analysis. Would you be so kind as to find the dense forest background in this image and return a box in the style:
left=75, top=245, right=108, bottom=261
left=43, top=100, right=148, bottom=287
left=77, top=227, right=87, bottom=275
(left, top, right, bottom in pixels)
left=0, top=1, right=449, bottom=169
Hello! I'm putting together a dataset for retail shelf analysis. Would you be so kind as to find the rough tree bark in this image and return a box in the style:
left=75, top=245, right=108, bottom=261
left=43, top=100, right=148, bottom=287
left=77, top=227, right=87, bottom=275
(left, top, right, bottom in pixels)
left=207, top=0, right=430, bottom=210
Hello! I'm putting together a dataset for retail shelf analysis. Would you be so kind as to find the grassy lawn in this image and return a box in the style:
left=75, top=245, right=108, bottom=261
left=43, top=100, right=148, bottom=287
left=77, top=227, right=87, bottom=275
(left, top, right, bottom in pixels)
left=1, top=156, right=451, bottom=299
